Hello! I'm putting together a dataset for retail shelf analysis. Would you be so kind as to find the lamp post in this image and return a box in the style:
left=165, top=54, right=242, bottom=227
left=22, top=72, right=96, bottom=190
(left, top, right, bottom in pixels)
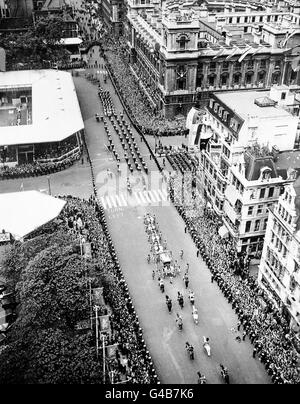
left=95, top=305, right=99, bottom=359
left=47, top=175, right=52, bottom=195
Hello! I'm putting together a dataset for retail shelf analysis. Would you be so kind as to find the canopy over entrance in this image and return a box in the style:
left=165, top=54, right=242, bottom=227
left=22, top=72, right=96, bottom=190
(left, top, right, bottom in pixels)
left=218, top=225, right=229, bottom=238
left=0, top=191, right=66, bottom=240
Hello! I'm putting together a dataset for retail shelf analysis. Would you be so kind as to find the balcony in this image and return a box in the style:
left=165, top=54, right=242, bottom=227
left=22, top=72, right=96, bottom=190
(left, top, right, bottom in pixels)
left=223, top=214, right=239, bottom=238
left=224, top=200, right=241, bottom=224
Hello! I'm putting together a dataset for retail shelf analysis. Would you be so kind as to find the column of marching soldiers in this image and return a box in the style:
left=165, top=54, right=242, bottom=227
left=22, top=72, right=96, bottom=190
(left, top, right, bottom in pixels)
left=96, top=85, right=169, bottom=210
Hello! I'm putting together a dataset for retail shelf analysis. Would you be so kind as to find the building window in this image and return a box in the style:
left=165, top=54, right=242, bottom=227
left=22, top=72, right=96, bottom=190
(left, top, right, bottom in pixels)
left=259, top=188, right=265, bottom=199
left=208, top=75, right=216, bottom=86
left=248, top=206, right=254, bottom=216
left=246, top=71, right=254, bottom=84
left=245, top=221, right=251, bottom=233
left=272, top=71, right=281, bottom=85
left=258, top=70, right=266, bottom=84
left=222, top=61, right=229, bottom=70
left=263, top=218, right=268, bottom=230
left=233, top=72, right=241, bottom=85
left=179, top=36, right=188, bottom=50
left=268, top=187, right=274, bottom=198
left=247, top=60, right=254, bottom=70
left=260, top=60, right=267, bottom=69
left=254, top=220, right=260, bottom=231
left=281, top=92, right=286, bottom=100
left=271, top=231, right=275, bottom=243
left=221, top=74, right=228, bottom=86
left=257, top=204, right=263, bottom=215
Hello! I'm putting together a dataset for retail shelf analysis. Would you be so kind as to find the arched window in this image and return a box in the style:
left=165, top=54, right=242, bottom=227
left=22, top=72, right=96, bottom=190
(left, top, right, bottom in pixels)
left=208, top=74, right=216, bottom=87
left=246, top=71, right=254, bottom=85
left=272, top=71, right=281, bottom=84
left=221, top=73, right=228, bottom=86
left=179, top=36, right=188, bottom=50
left=176, top=66, right=187, bottom=90
left=258, top=70, right=266, bottom=84
left=233, top=72, right=241, bottom=85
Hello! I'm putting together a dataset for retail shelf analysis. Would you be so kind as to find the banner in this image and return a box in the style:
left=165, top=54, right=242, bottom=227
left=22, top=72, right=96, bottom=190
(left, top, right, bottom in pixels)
left=238, top=46, right=253, bottom=63
left=106, top=343, right=119, bottom=359
left=99, top=315, right=110, bottom=332
left=93, top=287, right=105, bottom=306
left=84, top=242, right=92, bottom=258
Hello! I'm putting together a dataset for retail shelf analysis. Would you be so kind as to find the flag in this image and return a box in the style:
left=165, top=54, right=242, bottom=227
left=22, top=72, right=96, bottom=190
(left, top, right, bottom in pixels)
left=226, top=46, right=240, bottom=60
left=213, top=47, right=226, bottom=60
left=282, top=29, right=297, bottom=48
left=238, top=46, right=253, bottom=63
left=250, top=45, right=264, bottom=57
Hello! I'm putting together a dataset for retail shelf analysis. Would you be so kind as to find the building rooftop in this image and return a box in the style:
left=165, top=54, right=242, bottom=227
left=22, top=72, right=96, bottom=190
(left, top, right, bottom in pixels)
left=0, top=69, right=84, bottom=147
left=216, top=90, right=293, bottom=121
left=244, top=150, right=278, bottom=181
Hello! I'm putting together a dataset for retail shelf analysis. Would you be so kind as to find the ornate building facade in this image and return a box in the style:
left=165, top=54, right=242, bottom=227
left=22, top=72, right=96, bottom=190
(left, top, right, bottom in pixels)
left=258, top=171, right=300, bottom=338
left=124, top=0, right=300, bottom=118
left=194, top=85, right=300, bottom=256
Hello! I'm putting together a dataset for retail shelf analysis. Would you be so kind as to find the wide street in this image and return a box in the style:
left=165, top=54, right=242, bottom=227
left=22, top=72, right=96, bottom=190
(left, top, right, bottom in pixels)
left=0, top=69, right=271, bottom=384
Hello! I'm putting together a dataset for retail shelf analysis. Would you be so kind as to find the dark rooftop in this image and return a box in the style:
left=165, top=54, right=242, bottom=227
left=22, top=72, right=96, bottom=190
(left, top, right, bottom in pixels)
left=244, top=152, right=278, bottom=181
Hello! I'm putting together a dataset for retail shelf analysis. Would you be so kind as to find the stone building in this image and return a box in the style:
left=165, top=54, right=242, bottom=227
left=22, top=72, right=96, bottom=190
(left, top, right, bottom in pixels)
left=101, top=0, right=125, bottom=36
left=193, top=85, right=300, bottom=255
left=123, top=0, right=300, bottom=118
left=258, top=168, right=300, bottom=338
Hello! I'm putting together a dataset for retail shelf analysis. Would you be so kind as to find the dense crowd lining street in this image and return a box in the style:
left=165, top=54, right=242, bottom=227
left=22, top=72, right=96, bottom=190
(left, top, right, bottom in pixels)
left=0, top=67, right=274, bottom=383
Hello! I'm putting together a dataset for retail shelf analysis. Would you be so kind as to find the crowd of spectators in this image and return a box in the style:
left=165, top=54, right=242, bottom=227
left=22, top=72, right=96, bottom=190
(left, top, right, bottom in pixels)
left=61, top=130, right=159, bottom=384
left=58, top=194, right=158, bottom=383
left=103, top=38, right=187, bottom=137
left=35, top=136, right=80, bottom=161
left=167, top=151, right=199, bottom=174
left=169, top=172, right=300, bottom=384
left=0, top=152, right=82, bottom=180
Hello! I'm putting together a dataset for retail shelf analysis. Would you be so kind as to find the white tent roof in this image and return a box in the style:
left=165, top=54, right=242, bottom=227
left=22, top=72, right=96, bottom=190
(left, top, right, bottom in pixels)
left=0, top=191, right=66, bottom=240
left=0, top=70, right=84, bottom=147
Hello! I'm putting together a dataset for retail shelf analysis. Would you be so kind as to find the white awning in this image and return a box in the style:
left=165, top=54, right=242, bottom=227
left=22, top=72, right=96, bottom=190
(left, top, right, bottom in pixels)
left=218, top=225, right=229, bottom=238
left=0, top=191, right=66, bottom=240
left=201, top=125, right=213, bottom=140
left=186, top=107, right=200, bottom=130
left=59, top=37, right=83, bottom=46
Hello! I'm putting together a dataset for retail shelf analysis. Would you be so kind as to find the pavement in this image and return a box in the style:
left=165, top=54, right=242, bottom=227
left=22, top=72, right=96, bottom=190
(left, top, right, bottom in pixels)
left=0, top=69, right=271, bottom=384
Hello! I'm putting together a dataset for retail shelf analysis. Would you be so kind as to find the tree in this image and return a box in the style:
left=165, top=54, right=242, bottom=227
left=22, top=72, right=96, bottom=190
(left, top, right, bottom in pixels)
left=1, top=228, right=73, bottom=291
left=15, top=244, right=90, bottom=332
left=0, top=16, right=71, bottom=70
left=34, top=16, right=67, bottom=46
left=23, top=329, right=103, bottom=384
